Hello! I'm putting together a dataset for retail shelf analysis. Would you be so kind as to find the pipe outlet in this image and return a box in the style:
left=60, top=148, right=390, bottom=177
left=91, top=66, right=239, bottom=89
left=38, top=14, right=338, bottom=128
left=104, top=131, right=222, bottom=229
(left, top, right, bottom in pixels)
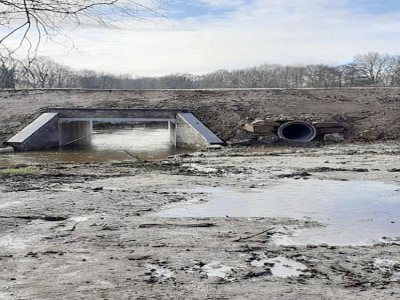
left=277, top=121, right=317, bottom=143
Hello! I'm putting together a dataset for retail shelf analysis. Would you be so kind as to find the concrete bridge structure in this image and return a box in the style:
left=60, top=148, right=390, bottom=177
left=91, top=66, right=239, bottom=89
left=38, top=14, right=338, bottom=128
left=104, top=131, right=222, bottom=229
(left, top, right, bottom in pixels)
left=6, top=108, right=224, bottom=151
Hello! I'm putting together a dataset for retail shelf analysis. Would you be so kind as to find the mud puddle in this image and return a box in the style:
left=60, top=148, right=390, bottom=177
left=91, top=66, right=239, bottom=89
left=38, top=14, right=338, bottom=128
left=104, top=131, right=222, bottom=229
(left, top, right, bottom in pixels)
left=158, top=179, right=400, bottom=245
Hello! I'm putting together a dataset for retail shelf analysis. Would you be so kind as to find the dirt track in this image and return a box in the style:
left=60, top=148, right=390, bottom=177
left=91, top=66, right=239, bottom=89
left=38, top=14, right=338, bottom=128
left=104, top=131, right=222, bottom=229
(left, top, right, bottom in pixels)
left=1, top=88, right=400, bottom=144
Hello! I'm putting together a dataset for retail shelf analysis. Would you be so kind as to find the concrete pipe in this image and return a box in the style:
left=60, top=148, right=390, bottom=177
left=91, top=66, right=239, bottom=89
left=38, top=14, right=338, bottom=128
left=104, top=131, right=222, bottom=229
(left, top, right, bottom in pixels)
left=277, top=121, right=317, bottom=143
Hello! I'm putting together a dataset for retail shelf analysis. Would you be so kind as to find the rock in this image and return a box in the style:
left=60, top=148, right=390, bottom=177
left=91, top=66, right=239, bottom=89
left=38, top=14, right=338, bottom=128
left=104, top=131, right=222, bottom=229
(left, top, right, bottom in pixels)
left=323, top=133, right=345, bottom=143
left=314, top=122, right=346, bottom=134
left=243, top=119, right=280, bottom=135
left=243, top=270, right=272, bottom=279
left=242, top=124, right=255, bottom=133
left=318, top=127, right=345, bottom=134
left=243, top=124, right=275, bottom=134
left=227, top=139, right=254, bottom=146
left=127, top=254, right=151, bottom=261
left=257, top=135, right=279, bottom=144
left=251, top=119, right=280, bottom=127
left=314, top=122, right=345, bottom=128
left=0, top=146, right=14, bottom=153
left=206, top=145, right=223, bottom=150
left=360, top=129, right=382, bottom=141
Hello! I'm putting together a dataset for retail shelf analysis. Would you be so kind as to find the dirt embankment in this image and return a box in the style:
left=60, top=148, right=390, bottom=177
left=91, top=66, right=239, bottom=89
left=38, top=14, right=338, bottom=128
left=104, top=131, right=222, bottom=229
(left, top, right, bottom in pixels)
left=0, top=88, right=399, bottom=144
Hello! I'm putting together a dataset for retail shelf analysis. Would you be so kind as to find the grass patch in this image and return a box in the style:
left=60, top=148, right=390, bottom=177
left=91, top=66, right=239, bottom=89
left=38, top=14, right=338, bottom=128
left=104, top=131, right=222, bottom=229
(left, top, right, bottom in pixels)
left=1, top=166, right=39, bottom=175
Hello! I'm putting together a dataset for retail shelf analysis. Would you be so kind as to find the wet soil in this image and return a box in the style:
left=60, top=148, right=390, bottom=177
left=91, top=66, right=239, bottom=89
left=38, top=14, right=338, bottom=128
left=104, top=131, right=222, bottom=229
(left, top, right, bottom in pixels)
left=1, top=143, right=400, bottom=299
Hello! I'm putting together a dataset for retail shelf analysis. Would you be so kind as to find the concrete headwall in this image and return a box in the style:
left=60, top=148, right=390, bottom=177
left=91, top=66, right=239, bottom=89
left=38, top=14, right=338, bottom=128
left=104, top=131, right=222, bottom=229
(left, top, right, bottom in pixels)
left=6, top=113, right=60, bottom=151
left=175, top=113, right=223, bottom=149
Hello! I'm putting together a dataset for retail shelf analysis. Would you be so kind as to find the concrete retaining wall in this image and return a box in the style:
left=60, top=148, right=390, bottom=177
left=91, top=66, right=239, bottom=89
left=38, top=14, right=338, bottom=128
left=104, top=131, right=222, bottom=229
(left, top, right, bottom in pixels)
left=6, top=113, right=60, bottom=151
left=175, top=113, right=223, bottom=149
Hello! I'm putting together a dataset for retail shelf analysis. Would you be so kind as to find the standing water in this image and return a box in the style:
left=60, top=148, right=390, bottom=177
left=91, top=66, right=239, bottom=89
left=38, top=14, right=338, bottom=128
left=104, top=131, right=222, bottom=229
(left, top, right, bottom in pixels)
left=158, top=179, right=400, bottom=246
left=0, top=126, right=188, bottom=165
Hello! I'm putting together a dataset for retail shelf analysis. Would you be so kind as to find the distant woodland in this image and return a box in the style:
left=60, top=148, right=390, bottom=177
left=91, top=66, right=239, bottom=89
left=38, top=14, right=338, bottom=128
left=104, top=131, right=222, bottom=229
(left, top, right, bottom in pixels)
left=1, top=52, right=400, bottom=89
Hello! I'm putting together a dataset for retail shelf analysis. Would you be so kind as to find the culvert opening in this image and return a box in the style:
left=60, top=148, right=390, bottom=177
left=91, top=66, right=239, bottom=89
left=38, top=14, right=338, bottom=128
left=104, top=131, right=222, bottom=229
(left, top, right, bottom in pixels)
left=89, top=122, right=173, bottom=154
left=6, top=109, right=224, bottom=153
left=278, top=121, right=317, bottom=143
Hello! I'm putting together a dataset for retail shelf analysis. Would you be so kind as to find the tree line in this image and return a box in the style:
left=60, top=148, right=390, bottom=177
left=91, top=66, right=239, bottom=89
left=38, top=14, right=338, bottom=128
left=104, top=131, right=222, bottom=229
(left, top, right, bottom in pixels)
left=1, top=52, right=400, bottom=89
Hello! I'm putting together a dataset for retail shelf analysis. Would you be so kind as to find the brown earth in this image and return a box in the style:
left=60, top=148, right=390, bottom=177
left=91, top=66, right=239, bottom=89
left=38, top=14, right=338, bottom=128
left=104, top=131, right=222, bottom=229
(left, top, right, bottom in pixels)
left=0, top=143, right=400, bottom=299
left=1, top=88, right=400, bottom=144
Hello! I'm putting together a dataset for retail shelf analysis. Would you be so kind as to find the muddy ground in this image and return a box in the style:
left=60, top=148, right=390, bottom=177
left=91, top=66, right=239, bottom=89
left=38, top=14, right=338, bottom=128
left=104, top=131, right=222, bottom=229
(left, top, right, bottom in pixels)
left=0, top=143, right=399, bottom=299
left=1, top=88, right=400, bottom=144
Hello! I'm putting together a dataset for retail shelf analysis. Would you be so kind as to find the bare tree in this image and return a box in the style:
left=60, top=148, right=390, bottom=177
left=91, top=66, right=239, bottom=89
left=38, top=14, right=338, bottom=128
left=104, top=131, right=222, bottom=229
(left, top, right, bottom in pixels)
left=353, top=52, right=392, bottom=86
left=0, top=0, right=164, bottom=59
left=0, top=55, right=16, bottom=88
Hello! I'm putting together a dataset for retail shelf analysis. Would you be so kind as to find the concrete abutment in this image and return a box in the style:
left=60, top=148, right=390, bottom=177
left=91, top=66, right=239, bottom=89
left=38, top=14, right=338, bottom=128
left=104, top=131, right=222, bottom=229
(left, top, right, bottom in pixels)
left=59, top=120, right=93, bottom=147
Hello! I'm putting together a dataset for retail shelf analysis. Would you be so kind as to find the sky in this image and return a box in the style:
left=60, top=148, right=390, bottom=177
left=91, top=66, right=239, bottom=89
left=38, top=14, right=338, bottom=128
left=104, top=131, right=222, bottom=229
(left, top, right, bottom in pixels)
left=34, top=0, right=400, bottom=76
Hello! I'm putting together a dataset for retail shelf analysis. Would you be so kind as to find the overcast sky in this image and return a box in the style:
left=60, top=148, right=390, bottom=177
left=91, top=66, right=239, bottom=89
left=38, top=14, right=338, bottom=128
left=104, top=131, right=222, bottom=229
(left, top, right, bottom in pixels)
left=40, top=0, right=400, bottom=76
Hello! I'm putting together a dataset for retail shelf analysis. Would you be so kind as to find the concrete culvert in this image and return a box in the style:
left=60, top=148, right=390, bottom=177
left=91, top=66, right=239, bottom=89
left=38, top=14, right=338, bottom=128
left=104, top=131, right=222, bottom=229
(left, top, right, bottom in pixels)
left=277, top=121, right=317, bottom=143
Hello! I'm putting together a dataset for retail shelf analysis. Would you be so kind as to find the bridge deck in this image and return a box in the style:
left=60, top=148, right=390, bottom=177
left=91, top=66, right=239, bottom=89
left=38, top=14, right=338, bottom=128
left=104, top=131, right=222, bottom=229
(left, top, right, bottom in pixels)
left=47, top=108, right=181, bottom=120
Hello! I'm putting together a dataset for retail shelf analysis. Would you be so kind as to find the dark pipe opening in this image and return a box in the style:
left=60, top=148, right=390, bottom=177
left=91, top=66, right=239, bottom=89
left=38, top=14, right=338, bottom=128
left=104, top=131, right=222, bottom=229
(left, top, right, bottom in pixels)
left=278, top=121, right=317, bottom=143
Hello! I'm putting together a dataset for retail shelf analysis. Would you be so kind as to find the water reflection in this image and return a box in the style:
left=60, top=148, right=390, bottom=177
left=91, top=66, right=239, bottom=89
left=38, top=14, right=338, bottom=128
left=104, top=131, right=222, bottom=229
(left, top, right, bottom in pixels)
left=158, top=179, right=400, bottom=245
left=1, top=127, right=189, bottom=164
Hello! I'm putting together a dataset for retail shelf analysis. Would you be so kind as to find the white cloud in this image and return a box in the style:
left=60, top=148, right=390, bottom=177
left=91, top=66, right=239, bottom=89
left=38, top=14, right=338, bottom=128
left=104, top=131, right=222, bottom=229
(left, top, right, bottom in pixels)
left=37, top=0, right=400, bottom=76
left=197, top=0, right=249, bottom=9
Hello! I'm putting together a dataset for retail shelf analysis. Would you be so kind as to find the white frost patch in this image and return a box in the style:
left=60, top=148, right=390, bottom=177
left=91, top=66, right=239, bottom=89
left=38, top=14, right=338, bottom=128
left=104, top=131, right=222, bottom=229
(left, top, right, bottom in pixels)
left=70, top=216, right=90, bottom=223
left=0, top=234, right=30, bottom=250
left=0, top=292, right=14, bottom=300
left=146, top=264, right=175, bottom=278
left=374, top=258, right=400, bottom=279
left=202, top=261, right=233, bottom=278
left=271, top=232, right=297, bottom=246
left=251, top=256, right=307, bottom=278
left=0, top=201, right=21, bottom=209
left=185, top=163, right=219, bottom=174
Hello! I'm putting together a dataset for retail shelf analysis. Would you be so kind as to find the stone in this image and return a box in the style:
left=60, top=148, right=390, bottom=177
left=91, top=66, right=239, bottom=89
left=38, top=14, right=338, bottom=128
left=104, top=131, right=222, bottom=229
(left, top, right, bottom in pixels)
left=317, top=127, right=345, bottom=134
left=242, top=123, right=256, bottom=133
left=206, top=145, right=223, bottom=150
left=257, top=136, right=279, bottom=144
left=314, top=122, right=345, bottom=128
left=314, top=122, right=345, bottom=134
left=0, top=146, right=14, bottom=153
left=227, top=139, right=254, bottom=146
left=251, top=119, right=281, bottom=127
left=323, top=133, right=345, bottom=143
left=243, top=123, right=276, bottom=134
left=253, top=125, right=275, bottom=134
left=360, top=129, right=382, bottom=141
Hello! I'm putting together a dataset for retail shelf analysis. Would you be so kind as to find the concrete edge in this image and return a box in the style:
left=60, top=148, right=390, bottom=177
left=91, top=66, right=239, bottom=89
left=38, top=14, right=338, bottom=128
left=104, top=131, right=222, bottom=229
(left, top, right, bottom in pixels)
left=177, top=113, right=224, bottom=145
